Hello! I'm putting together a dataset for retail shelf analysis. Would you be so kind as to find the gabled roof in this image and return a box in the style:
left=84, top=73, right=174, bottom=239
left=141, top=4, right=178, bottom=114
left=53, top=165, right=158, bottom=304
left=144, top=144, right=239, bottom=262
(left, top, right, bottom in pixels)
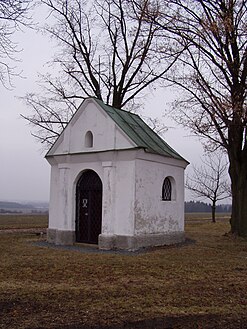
left=46, top=97, right=188, bottom=163
left=93, top=98, right=187, bottom=161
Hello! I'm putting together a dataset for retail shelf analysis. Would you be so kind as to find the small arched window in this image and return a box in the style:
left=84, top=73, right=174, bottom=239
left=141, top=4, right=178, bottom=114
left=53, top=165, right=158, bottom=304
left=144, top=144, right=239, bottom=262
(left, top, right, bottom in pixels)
left=162, top=177, right=172, bottom=201
left=85, top=131, right=93, bottom=148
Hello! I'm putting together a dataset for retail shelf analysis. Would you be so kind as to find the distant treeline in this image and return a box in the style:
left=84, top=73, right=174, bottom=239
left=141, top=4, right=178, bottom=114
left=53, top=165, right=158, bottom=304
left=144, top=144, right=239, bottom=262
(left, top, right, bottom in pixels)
left=0, top=201, right=34, bottom=209
left=0, top=209, right=22, bottom=214
left=0, top=200, right=231, bottom=214
left=0, top=201, right=49, bottom=214
left=185, top=201, right=232, bottom=213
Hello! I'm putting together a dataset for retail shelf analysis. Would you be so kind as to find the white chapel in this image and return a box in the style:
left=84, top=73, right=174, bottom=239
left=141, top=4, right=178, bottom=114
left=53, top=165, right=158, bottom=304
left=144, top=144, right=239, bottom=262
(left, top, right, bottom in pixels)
left=46, top=97, right=189, bottom=250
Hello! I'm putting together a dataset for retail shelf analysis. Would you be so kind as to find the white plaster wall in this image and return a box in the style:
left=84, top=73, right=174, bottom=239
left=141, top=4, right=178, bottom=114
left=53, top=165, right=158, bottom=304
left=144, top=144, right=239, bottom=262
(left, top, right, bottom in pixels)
left=48, top=149, right=186, bottom=239
left=48, top=165, right=59, bottom=229
left=57, top=164, right=71, bottom=230
left=51, top=100, right=135, bottom=155
left=48, top=159, right=104, bottom=232
left=114, top=160, right=135, bottom=235
left=134, top=158, right=185, bottom=235
left=47, top=151, right=136, bottom=237
left=70, top=102, right=115, bottom=152
left=68, top=158, right=135, bottom=236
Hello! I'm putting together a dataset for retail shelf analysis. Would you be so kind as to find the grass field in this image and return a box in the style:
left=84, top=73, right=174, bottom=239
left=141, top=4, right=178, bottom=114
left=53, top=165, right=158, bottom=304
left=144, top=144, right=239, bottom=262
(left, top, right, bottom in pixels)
left=0, top=213, right=247, bottom=329
left=185, top=212, right=231, bottom=221
left=0, top=214, right=48, bottom=230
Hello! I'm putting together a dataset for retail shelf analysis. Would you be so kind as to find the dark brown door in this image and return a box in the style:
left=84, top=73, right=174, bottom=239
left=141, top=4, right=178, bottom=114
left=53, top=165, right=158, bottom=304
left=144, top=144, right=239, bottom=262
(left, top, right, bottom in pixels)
left=76, top=170, right=102, bottom=244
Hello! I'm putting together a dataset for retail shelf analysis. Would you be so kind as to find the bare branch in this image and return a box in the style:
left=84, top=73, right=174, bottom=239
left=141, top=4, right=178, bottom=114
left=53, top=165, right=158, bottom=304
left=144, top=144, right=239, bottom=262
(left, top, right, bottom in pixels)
left=23, top=0, right=182, bottom=146
left=186, top=152, right=231, bottom=222
left=0, top=0, right=34, bottom=88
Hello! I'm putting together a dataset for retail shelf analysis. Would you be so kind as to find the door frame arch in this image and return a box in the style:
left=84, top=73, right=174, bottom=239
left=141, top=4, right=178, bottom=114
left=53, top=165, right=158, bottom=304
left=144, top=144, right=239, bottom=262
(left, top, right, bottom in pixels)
left=75, top=169, right=103, bottom=244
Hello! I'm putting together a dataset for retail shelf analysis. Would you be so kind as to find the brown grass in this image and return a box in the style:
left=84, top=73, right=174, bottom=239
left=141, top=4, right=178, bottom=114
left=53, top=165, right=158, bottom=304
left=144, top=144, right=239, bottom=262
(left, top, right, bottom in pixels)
left=0, top=213, right=247, bottom=329
left=0, top=214, right=48, bottom=230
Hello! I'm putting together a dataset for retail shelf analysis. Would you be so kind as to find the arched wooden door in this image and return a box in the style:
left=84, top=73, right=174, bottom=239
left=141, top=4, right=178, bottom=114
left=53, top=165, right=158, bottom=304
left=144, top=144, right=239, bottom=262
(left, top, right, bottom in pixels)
left=76, top=170, right=102, bottom=244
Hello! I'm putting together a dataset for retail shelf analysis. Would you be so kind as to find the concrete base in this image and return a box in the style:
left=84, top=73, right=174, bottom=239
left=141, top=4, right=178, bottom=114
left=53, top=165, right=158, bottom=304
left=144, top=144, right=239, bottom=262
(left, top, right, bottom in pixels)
left=47, top=230, right=185, bottom=251
left=47, top=229, right=75, bottom=245
left=99, top=232, right=185, bottom=251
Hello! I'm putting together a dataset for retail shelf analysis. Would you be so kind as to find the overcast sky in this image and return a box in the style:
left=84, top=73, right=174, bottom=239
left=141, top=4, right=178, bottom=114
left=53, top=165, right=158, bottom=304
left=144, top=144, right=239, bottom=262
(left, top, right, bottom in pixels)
left=0, top=10, right=204, bottom=203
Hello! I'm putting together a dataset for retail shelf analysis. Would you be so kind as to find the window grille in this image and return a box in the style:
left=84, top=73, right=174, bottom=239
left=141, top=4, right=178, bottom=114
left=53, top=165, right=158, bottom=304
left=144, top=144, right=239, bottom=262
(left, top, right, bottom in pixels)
left=162, top=177, right=172, bottom=201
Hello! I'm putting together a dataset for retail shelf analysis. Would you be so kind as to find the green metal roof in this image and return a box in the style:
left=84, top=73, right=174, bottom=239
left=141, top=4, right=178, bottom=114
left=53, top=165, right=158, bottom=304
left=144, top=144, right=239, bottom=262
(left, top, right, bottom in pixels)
left=94, top=98, right=186, bottom=161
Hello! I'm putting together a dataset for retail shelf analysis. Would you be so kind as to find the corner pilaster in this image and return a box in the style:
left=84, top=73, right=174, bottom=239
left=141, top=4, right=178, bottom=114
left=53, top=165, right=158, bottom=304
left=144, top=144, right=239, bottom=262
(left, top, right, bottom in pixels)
left=101, top=161, right=116, bottom=235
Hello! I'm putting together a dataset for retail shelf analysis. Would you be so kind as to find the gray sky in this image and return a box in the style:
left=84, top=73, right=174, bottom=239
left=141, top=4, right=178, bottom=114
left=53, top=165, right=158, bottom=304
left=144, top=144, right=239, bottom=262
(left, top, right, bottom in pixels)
left=0, top=17, right=52, bottom=202
left=0, top=12, right=204, bottom=203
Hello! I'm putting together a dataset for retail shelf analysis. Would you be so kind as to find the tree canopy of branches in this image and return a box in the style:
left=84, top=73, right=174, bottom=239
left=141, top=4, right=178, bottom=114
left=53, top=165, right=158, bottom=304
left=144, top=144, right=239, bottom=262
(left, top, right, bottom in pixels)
left=154, top=0, right=247, bottom=236
left=0, top=0, right=32, bottom=87
left=23, top=0, right=182, bottom=146
left=186, top=153, right=231, bottom=223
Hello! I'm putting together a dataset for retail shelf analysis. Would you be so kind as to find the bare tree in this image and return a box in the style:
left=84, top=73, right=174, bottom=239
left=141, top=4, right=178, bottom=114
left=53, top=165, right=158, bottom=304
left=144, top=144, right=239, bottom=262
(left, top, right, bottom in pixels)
left=22, top=0, right=183, bottom=146
left=0, top=0, right=33, bottom=87
left=150, top=0, right=247, bottom=236
left=186, top=153, right=231, bottom=223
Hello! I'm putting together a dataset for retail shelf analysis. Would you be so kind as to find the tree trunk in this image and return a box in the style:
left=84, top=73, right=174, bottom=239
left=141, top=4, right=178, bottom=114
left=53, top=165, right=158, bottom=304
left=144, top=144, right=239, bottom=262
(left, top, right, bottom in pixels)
left=211, top=201, right=216, bottom=223
left=229, top=153, right=247, bottom=237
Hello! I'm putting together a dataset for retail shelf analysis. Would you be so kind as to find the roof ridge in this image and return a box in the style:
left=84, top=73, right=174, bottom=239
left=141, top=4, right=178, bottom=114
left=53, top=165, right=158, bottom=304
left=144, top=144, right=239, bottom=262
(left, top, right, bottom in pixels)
left=94, top=98, right=139, bottom=117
